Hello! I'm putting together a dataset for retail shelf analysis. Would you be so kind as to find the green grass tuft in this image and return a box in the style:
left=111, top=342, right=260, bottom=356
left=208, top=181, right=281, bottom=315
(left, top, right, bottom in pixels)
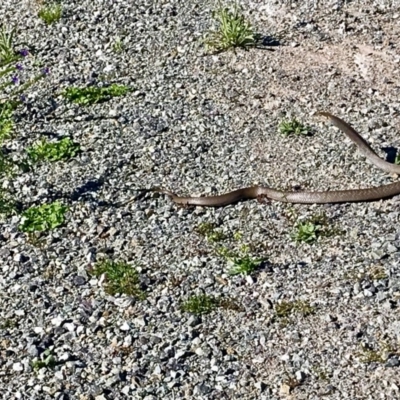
left=31, top=349, right=57, bottom=371
left=38, top=2, right=62, bottom=25
left=204, top=2, right=256, bottom=52
left=0, top=102, right=16, bottom=142
left=90, top=260, right=146, bottom=298
left=197, top=222, right=226, bottom=242
left=275, top=300, right=315, bottom=318
left=26, top=137, right=80, bottom=163
left=19, top=201, right=68, bottom=232
left=181, top=294, right=219, bottom=315
left=112, top=37, right=125, bottom=53
left=279, top=118, right=310, bottom=136
left=0, top=26, right=16, bottom=63
left=291, top=214, right=334, bottom=244
left=228, top=254, right=262, bottom=276
left=63, top=84, right=132, bottom=106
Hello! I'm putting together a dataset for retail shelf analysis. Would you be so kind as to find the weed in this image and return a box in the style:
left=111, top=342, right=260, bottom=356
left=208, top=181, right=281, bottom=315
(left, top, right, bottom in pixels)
left=0, top=102, right=15, bottom=142
left=26, top=232, right=47, bottom=248
left=218, top=297, right=243, bottom=311
left=26, top=137, right=80, bottom=162
left=0, top=191, right=17, bottom=216
left=0, top=148, right=14, bottom=175
left=311, top=366, right=330, bottom=381
left=217, top=246, right=235, bottom=259
left=38, top=2, right=62, bottom=25
left=279, top=118, right=310, bottom=136
left=181, top=294, right=219, bottom=315
left=233, top=231, right=243, bottom=241
left=395, top=154, right=400, bottom=165
left=0, top=318, right=17, bottom=329
left=0, top=27, right=17, bottom=63
left=368, top=265, right=387, bottom=281
left=292, top=220, right=321, bottom=243
left=275, top=300, right=315, bottom=318
left=197, top=222, right=226, bottom=242
left=357, top=342, right=393, bottom=364
left=204, top=2, right=256, bottom=52
left=19, top=201, right=68, bottom=232
left=0, top=135, right=17, bottom=216
left=90, top=260, right=146, bottom=298
left=31, top=349, right=56, bottom=371
left=216, top=244, right=263, bottom=276
left=228, top=254, right=262, bottom=276
left=63, top=84, right=131, bottom=106
left=343, top=265, right=388, bottom=284
left=282, top=374, right=301, bottom=391
left=291, top=214, right=333, bottom=244
left=112, top=37, right=124, bottom=53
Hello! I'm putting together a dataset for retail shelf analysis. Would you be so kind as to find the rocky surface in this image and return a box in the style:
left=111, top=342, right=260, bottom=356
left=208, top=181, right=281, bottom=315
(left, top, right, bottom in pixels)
left=1, top=0, right=400, bottom=399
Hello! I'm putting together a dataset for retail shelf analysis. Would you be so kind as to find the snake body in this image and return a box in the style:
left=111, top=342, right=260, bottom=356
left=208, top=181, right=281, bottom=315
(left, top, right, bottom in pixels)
left=137, top=112, right=400, bottom=207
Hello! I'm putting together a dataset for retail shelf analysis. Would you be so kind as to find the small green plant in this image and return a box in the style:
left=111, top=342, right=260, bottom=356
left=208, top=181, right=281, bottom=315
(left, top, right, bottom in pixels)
left=395, top=154, right=400, bottom=165
left=19, top=201, right=68, bottom=232
left=218, top=297, right=243, bottom=311
left=357, top=342, right=393, bottom=364
left=0, top=102, right=15, bottom=142
left=90, top=260, right=146, bottom=298
left=282, top=371, right=301, bottom=392
left=291, top=220, right=322, bottom=243
left=217, top=244, right=263, bottom=276
left=279, top=118, right=310, bottom=136
left=0, top=48, right=49, bottom=141
left=197, top=222, right=226, bottom=242
left=291, top=214, right=333, bottom=244
left=368, top=265, right=387, bottom=281
left=204, top=2, right=256, bottom=52
left=0, top=318, right=17, bottom=329
left=275, top=300, right=315, bottom=318
left=112, top=37, right=124, bottom=53
left=228, top=254, right=262, bottom=276
left=26, top=137, right=80, bottom=162
left=63, top=84, right=131, bottom=106
left=181, top=294, right=219, bottom=315
left=0, top=190, right=17, bottom=216
left=38, top=2, right=62, bottom=25
left=31, top=349, right=57, bottom=371
left=0, top=27, right=17, bottom=63
left=233, top=231, right=243, bottom=241
left=311, top=366, right=330, bottom=381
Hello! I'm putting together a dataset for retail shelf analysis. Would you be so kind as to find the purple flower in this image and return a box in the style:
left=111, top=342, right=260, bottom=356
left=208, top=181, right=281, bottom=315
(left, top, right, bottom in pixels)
left=11, top=75, right=19, bottom=85
left=20, top=95, right=27, bottom=103
left=19, top=49, right=29, bottom=57
left=15, top=63, right=23, bottom=71
left=42, top=67, right=50, bottom=76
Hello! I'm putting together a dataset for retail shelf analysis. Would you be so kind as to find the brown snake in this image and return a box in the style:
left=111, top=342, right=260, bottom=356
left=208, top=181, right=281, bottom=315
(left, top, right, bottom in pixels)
left=125, top=112, right=400, bottom=207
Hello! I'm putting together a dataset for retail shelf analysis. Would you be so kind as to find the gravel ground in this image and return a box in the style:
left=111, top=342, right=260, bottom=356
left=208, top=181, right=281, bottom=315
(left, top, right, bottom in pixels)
left=1, top=0, right=400, bottom=399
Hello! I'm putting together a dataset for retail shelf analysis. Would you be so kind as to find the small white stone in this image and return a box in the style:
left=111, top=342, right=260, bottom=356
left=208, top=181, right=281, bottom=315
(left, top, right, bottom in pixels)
left=54, top=371, right=64, bottom=380
left=12, top=362, right=23, bottom=372
left=120, top=322, right=130, bottom=331
left=153, top=365, right=162, bottom=375
left=51, top=316, right=64, bottom=327
left=280, top=354, right=290, bottom=361
left=175, top=350, right=186, bottom=359
left=133, top=317, right=146, bottom=327
left=295, top=370, right=306, bottom=382
left=123, top=334, right=132, bottom=347
left=195, top=347, right=204, bottom=356
left=64, top=323, right=75, bottom=332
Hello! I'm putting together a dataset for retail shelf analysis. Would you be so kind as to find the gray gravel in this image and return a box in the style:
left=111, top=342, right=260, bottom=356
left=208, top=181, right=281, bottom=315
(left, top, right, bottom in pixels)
left=1, top=0, right=400, bottom=399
